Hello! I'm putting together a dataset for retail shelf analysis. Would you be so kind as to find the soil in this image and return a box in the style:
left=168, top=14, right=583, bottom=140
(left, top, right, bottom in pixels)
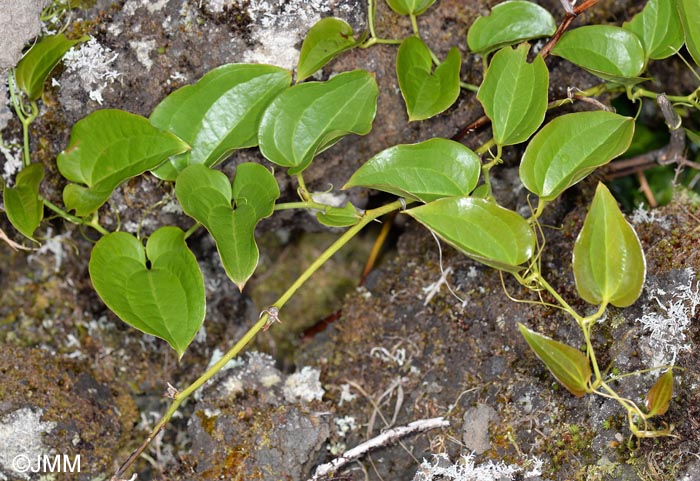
left=1, top=1, right=699, bottom=480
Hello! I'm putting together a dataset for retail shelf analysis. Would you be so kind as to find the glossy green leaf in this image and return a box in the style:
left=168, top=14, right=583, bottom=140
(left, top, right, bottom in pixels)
left=677, top=0, right=700, bottom=66
left=297, top=18, right=360, bottom=82
left=150, top=64, right=291, bottom=180
left=467, top=1, right=556, bottom=55
left=15, top=34, right=87, bottom=101
left=175, top=163, right=279, bottom=290
left=343, top=138, right=480, bottom=202
left=406, top=197, right=535, bottom=272
left=519, top=111, right=635, bottom=201
left=686, top=128, right=700, bottom=146
left=552, top=26, right=646, bottom=80
left=396, top=36, right=462, bottom=121
left=646, top=369, right=673, bottom=418
left=89, top=227, right=205, bottom=359
left=573, top=183, right=646, bottom=307
left=57, top=110, right=190, bottom=215
left=258, top=70, right=378, bottom=174
left=316, top=203, right=361, bottom=227
left=518, top=323, right=592, bottom=398
left=3, top=164, right=44, bottom=240
left=477, top=44, right=549, bottom=146
left=385, top=0, right=436, bottom=15
left=623, top=0, right=684, bottom=60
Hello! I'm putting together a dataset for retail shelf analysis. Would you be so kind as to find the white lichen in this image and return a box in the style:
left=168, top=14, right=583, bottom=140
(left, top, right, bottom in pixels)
left=338, top=383, right=357, bottom=406
left=412, top=453, right=543, bottom=481
left=0, top=408, right=57, bottom=480
left=28, top=228, right=71, bottom=272
left=129, top=39, right=157, bottom=72
left=283, top=366, right=324, bottom=403
left=334, top=416, right=357, bottom=437
left=63, top=37, right=120, bottom=104
left=630, top=203, right=671, bottom=230
left=637, top=269, right=699, bottom=366
left=0, top=141, right=22, bottom=185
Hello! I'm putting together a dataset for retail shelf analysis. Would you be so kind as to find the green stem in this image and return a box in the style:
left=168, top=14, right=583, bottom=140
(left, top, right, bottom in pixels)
left=409, top=13, right=419, bottom=36
left=535, top=274, right=583, bottom=324
left=20, top=102, right=39, bottom=167
left=360, top=37, right=403, bottom=48
left=475, top=138, right=495, bottom=156
left=112, top=198, right=405, bottom=480
left=274, top=200, right=331, bottom=211
left=296, top=173, right=310, bottom=201
left=459, top=81, right=479, bottom=92
left=368, top=0, right=377, bottom=39
left=41, top=197, right=110, bottom=236
left=184, top=223, right=201, bottom=240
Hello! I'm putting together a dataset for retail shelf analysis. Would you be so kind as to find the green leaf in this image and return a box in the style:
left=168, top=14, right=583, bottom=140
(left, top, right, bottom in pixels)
left=88, top=227, right=205, bottom=359
left=258, top=70, right=378, bottom=174
left=3, top=164, right=44, bottom=240
left=406, top=197, right=535, bottom=272
left=467, top=1, right=556, bottom=55
left=57, top=110, right=190, bottom=215
left=518, top=323, right=592, bottom=398
left=623, top=0, right=684, bottom=60
left=686, top=128, right=700, bottom=146
left=175, top=163, right=280, bottom=290
left=15, top=34, right=87, bottom=101
left=385, top=0, right=436, bottom=15
left=150, top=64, right=291, bottom=180
left=646, top=369, right=673, bottom=418
left=519, top=111, right=635, bottom=201
left=396, top=36, right=462, bottom=121
left=297, top=17, right=360, bottom=82
left=677, top=0, right=700, bottom=66
left=551, top=26, right=646, bottom=81
left=316, top=203, right=361, bottom=227
left=343, top=138, right=480, bottom=202
left=573, top=182, right=646, bottom=307
left=477, top=44, right=549, bottom=146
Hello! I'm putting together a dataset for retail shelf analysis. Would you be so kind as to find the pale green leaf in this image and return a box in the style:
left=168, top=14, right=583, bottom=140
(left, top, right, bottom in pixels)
left=518, top=323, right=592, bottom=397
left=297, top=17, right=360, bottom=82
left=519, top=111, right=635, bottom=200
left=344, top=138, right=480, bottom=202
left=150, top=64, right=291, bottom=180
left=467, top=1, right=556, bottom=55
left=316, top=203, right=361, bottom=227
left=385, top=0, right=436, bottom=15
left=258, top=70, right=378, bottom=174
left=477, top=44, right=549, bottom=146
left=406, top=197, right=535, bottom=272
left=15, top=34, right=88, bottom=101
left=57, top=110, right=190, bottom=215
left=677, top=0, right=700, bottom=66
left=623, top=0, right=684, bottom=60
left=175, top=163, right=280, bottom=290
left=573, top=182, right=646, bottom=307
left=3, top=164, right=44, bottom=240
left=552, top=26, right=646, bottom=80
left=396, top=36, right=462, bottom=121
left=89, top=226, right=205, bottom=359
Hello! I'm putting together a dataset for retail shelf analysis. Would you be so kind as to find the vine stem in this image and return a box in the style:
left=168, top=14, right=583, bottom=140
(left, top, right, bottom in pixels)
left=110, top=198, right=405, bottom=481
left=41, top=197, right=110, bottom=236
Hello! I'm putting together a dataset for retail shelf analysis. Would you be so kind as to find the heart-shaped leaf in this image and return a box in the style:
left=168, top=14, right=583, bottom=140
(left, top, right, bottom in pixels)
left=646, top=369, right=673, bottom=418
left=175, top=163, right=280, bottom=290
left=396, top=36, right=462, bottom=121
left=150, top=64, right=291, bottom=180
left=258, top=70, right=378, bottom=174
left=3, top=164, right=44, bottom=241
left=477, top=44, right=549, bottom=146
left=677, top=0, right=700, bottom=66
left=519, top=111, right=635, bottom=201
left=297, top=18, right=361, bottom=82
left=573, top=183, right=646, bottom=308
left=344, top=138, right=480, bottom=202
left=518, top=323, right=592, bottom=398
left=623, top=0, right=684, bottom=60
left=15, top=34, right=88, bottom=101
left=89, top=226, right=205, bottom=359
left=551, top=26, right=646, bottom=81
left=467, top=1, right=556, bottom=55
left=385, top=0, right=436, bottom=16
left=316, top=203, right=361, bottom=227
left=406, top=197, right=535, bottom=272
left=57, top=109, right=190, bottom=215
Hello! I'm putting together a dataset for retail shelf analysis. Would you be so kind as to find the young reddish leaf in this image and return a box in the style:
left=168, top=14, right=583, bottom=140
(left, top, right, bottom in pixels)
left=518, top=323, right=592, bottom=398
left=646, top=370, right=673, bottom=418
